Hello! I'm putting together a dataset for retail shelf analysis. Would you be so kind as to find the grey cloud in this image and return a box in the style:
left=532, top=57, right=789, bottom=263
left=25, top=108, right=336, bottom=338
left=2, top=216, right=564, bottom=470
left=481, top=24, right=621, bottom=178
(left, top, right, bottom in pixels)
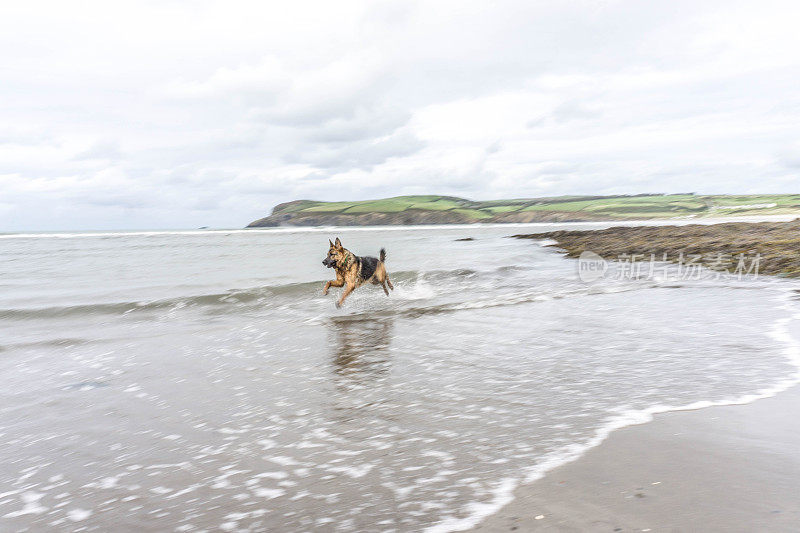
left=283, top=129, right=427, bottom=171
left=778, top=146, right=800, bottom=169
left=551, top=100, right=601, bottom=123
left=485, top=141, right=502, bottom=154
left=526, top=116, right=546, bottom=129
left=535, top=161, right=583, bottom=176
left=303, top=108, right=411, bottom=144
left=247, top=68, right=394, bottom=129
left=0, top=129, right=53, bottom=146
left=72, top=141, right=123, bottom=161
left=299, top=172, right=332, bottom=182
left=1, top=0, right=800, bottom=230
left=525, top=100, right=600, bottom=129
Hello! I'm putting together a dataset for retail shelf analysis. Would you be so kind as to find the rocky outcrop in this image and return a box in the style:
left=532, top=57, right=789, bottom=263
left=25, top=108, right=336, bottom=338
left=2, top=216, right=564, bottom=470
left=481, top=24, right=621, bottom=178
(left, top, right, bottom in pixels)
left=514, top=220, right=800, bottom=277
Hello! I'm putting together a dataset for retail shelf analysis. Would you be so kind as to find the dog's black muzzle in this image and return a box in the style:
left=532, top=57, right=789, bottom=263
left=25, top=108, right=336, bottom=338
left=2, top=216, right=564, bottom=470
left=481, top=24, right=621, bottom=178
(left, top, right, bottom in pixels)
left=322, top=258, right=335, bottom=268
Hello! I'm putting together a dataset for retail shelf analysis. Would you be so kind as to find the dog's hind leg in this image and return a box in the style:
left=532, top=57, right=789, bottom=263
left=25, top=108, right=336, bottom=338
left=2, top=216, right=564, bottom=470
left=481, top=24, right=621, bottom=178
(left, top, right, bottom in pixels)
left=375, top=264, right=393, bottom=293
left=374, top=268, right=390, bottom=296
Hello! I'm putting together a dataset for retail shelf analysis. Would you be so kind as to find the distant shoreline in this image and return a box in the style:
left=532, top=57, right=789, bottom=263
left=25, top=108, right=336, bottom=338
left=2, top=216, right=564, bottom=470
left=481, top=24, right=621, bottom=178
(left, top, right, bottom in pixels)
left=245, top=194, right=800, bottom=228
left=4, top=214, right=800, bottom=237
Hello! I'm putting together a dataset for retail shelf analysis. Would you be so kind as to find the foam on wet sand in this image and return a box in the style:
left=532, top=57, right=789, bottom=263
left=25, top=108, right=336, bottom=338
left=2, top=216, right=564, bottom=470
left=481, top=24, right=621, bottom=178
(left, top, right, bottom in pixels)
left=474, top=385, right=800, bottom=532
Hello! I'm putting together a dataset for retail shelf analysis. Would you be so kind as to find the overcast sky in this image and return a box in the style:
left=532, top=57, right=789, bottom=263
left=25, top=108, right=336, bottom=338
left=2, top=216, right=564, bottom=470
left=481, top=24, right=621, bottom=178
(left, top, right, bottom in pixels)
left=2, top=0, right=800, bottom=230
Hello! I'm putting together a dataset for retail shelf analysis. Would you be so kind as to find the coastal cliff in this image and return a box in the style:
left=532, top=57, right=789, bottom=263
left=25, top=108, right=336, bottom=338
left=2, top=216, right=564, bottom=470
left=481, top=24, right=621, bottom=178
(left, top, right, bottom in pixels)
left=246, top=194, right=800, bottom=228
left=247, top=206, right=611, bottom=227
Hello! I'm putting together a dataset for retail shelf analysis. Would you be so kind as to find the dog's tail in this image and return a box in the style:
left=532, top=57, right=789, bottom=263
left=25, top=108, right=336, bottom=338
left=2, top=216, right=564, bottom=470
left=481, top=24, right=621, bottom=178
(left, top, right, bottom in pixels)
left=379, top=248, right=386, bottom=262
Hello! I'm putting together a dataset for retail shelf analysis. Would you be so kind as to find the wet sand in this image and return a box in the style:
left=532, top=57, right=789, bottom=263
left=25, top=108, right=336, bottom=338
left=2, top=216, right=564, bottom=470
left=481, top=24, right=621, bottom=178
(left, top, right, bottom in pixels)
left=475, top=386, right=800, bottom=532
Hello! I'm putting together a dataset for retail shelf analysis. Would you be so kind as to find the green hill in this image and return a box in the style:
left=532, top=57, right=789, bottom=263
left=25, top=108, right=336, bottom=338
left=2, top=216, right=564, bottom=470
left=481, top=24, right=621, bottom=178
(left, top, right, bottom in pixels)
left=246, top=194, right=800, bottom=227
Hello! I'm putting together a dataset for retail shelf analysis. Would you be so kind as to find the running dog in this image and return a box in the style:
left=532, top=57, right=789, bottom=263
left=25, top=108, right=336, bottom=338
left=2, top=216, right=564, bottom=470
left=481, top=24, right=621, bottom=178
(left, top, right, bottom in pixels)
left=322, top=238, right=393, bottom=307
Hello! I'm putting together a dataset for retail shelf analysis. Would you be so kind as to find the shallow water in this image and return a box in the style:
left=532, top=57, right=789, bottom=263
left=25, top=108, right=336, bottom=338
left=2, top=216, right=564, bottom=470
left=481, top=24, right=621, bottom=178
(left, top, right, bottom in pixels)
left=1, top=223, right=799, bottom=531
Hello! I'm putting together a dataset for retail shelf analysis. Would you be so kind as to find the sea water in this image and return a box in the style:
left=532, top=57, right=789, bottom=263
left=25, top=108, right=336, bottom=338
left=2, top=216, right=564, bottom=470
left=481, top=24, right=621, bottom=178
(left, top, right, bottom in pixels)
left=1, top=222, right=798, bottom=531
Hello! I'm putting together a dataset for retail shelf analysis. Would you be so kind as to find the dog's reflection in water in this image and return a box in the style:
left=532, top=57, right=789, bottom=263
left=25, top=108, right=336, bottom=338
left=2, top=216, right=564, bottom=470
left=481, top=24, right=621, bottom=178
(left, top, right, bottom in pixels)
left=327, top=317, right=394, bottom=421
left=328, top=318, right=392, bottom=420
left=329, top=317, right=394, bottom=386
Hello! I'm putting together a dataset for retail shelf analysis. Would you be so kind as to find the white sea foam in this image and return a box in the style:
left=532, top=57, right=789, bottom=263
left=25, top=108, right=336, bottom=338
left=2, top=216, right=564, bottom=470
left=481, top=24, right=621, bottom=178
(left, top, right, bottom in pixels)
left=394, top=279, right=437, bottom=300
left=252, top=488, right=285, bottom=499
left=426, top=285, right=800, bottom=533
left=323, top=464, right=375, bottom=479
left=3, top=492, right=47, bottom=518
left=66, top=508, right=92, bottom=522
left=424, top=478, right=517, bottom=533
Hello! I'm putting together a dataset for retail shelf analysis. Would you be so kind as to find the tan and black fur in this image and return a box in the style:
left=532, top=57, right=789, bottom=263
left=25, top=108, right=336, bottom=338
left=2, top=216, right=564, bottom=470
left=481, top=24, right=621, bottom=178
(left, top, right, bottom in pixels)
left=322, top=237, right=393, bottom=307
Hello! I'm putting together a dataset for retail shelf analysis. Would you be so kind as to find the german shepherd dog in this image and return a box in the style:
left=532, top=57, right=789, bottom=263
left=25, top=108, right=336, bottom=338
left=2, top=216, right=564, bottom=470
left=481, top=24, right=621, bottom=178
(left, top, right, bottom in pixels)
left=322, top=238, right=394, bottom=307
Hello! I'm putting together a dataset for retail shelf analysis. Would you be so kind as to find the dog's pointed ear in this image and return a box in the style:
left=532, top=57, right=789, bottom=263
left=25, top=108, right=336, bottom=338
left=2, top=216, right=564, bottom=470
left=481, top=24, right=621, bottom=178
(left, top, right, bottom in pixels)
left=334, top=237, right=342, bottom=249
left=329, top=239, right=334, bottom=247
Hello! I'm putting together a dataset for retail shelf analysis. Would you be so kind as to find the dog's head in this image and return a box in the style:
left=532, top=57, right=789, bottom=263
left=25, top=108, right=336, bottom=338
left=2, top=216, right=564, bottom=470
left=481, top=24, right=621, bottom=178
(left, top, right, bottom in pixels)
left=322, top=237, right=346, bottom=269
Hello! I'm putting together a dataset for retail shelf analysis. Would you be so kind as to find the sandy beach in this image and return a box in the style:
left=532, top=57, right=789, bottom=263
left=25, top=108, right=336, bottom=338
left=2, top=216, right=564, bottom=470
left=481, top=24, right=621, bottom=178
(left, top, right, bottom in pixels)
left=475, top=385, right=800, bottom=532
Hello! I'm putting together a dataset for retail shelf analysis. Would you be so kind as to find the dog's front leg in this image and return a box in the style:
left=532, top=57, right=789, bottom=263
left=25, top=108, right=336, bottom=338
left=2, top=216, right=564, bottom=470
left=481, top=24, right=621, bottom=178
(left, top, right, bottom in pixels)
left=323, top=277, right=344, bottom=295
left=336, top=283, right=355, bottom=308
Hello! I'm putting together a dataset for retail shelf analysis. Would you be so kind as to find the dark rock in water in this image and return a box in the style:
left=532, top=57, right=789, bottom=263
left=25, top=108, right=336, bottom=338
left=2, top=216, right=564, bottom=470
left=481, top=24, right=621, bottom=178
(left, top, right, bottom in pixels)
left=455, top=237, right=475, bottom=241
left=514, top=219, right=800, bottom=278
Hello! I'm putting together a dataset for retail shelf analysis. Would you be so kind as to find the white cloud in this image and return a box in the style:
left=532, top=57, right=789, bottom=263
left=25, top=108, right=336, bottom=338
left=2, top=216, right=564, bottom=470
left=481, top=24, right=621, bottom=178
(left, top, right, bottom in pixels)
left=1, top=0, right=799, bottom=230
